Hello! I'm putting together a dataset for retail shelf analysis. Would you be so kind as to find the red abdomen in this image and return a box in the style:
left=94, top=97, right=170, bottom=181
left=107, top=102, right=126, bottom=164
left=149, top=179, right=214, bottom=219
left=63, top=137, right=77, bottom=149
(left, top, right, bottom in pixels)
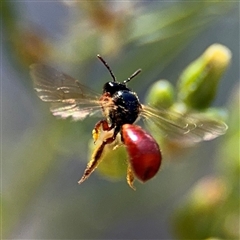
left=122, top=124, right=162, bottom=182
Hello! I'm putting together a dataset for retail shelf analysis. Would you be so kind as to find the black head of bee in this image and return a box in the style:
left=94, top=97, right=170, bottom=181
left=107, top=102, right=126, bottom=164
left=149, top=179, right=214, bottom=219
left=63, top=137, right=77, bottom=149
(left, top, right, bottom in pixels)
left=97, top=55, right=142, bottom=127
left=103, top=81, right=130, bottom=96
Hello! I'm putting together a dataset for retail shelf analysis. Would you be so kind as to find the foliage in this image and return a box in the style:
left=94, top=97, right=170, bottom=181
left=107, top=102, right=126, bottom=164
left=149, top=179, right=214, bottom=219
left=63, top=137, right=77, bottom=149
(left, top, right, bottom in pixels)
left=172, top=87, right=239, bottom=239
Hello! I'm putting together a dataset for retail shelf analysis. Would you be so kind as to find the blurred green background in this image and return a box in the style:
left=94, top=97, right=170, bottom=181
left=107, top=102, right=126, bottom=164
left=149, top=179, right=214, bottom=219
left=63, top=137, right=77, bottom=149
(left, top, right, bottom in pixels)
left=2, top=1, right=239, bottom=239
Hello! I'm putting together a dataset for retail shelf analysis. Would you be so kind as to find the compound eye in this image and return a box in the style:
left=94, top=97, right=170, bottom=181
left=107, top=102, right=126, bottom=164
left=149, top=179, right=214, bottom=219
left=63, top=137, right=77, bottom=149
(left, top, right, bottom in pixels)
left=103, top=81, right=128, bottom=96
left=103, top=82, right=116, bottom=95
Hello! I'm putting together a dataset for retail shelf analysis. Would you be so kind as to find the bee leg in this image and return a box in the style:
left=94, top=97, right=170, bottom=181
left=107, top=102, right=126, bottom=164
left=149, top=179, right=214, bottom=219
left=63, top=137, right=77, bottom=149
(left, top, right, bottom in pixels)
left=78, top=127, right=119, bottom=184
left=92, top=119, right=113, bottom=144
left=78, top=141, right=107, bottom=184
left=126, top=165, right=136, bottom=190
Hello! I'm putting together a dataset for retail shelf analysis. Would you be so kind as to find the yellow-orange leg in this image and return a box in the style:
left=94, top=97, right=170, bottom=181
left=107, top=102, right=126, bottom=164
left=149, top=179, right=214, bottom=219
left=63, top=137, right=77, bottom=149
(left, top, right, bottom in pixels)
left=126, top=165, right=136, bottom=190
left=78, top=127, right=119, bottom=184
left=92, top=119, right=112, bottom=143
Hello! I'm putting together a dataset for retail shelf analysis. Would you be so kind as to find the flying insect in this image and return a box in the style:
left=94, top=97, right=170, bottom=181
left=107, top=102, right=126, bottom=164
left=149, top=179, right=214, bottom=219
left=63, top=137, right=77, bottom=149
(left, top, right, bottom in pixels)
left=30, top=55, right=227, bottom=189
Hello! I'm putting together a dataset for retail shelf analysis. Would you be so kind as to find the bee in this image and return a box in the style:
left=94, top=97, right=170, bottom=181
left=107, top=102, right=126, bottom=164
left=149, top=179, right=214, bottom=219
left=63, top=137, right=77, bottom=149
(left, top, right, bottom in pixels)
left=30, top=55, right=227, bottom=189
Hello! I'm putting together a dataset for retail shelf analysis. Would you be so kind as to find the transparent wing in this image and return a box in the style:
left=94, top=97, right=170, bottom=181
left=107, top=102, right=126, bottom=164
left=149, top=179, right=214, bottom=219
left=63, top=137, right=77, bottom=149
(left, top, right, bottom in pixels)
left=141, top=105, right=228, bottom=144
left=30, top=64, right=102, bottom=120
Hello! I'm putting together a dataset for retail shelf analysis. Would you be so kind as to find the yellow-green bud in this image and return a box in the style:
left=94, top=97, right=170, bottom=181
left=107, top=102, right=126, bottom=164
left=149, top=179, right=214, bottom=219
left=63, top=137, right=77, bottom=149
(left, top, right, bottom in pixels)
left=145, top=80, right=175, bottom=108
left=177, top=44, right=231, bottom=109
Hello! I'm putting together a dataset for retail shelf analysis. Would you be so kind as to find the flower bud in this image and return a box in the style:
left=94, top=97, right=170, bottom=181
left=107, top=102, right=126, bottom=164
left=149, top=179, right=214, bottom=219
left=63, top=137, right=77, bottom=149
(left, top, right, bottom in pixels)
left=145, top=80, right=175, bottom=108
left=177, top=44, right=232, bottom=109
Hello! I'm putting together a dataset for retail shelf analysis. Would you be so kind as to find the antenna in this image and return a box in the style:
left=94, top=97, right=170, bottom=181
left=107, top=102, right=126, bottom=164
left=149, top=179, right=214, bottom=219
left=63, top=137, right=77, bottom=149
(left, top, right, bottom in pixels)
left=123, top=69, right=142, bottom=84
left=97, top=54, right=117, bottom=82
